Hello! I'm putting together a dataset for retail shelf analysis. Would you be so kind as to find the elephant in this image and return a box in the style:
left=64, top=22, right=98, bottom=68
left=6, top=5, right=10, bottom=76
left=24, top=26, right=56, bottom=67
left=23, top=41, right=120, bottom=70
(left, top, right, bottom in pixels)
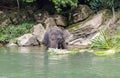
left=42, top=26, right=70, bottom=50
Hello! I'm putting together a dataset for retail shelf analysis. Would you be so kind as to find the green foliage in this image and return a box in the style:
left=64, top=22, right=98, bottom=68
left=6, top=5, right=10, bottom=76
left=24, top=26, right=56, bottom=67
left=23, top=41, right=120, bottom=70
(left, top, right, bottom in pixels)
left=24, top=0, right=34, bottom=3
left=94, top=49, right=116, bottom=56
left=86, top=0, right=120, bottom=10
left=86, top=0, right=102, bottom=10
left=12, top=0, right=35, bottom=3
left=91, top=32, right=110, bottom=49
left=0, top=23, right=33, bottom=43
left=91, top=30, right=120, bottom=50
left=50, top=0, right=78, bottom=12
left=116, top=26, right=120, bottom=35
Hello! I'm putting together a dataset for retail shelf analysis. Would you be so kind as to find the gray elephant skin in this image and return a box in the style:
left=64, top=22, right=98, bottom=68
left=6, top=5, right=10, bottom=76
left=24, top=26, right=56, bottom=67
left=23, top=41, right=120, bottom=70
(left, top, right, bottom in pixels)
left=42, top=27, right=68, bottom=50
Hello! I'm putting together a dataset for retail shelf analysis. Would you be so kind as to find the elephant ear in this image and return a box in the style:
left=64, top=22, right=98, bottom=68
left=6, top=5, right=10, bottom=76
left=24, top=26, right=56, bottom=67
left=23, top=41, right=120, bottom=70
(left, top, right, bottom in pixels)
left=42, top=31, right=49, bottom=46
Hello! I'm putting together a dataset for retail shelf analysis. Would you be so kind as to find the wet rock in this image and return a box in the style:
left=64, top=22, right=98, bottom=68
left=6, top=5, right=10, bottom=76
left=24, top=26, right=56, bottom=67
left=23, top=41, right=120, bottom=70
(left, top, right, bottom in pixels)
left=32, top=24, right=45, bottom=43
left=6, top=43, right=18, bottom=47
left=72, top=5, right=92, bottom=23
left=17, top=34, right=39, bottom=46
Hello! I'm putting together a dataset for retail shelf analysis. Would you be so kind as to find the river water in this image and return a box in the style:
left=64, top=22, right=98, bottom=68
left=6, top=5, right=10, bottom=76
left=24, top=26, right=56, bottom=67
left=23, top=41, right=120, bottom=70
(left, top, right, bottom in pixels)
left=0, top=47, right=120, bottom=78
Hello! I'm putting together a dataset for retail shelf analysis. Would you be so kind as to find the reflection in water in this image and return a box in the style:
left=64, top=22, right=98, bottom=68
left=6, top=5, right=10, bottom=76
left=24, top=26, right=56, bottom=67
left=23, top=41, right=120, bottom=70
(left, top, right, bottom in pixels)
left=0, top=47, right=120, bottom=78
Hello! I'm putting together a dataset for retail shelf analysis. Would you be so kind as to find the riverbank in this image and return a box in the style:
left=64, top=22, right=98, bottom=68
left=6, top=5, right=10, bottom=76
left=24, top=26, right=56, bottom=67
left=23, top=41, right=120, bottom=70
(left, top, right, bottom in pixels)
left=0, top=5, right=120, bottom=51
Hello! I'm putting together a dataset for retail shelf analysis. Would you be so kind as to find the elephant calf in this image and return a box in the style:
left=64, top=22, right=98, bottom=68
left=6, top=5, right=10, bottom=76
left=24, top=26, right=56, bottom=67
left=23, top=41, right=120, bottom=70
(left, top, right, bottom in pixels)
left=42, top=26, right=70, bottom=50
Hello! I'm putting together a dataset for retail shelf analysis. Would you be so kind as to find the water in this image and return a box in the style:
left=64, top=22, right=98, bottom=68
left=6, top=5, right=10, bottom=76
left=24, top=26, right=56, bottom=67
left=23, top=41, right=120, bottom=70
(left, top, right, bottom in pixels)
left=0, top=47, right=120, bottom=78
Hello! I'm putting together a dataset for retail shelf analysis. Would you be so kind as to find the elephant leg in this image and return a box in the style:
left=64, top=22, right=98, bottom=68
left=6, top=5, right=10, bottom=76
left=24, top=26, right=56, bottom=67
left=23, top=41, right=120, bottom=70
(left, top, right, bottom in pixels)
left=62, top=42, right=67, bottom=49
left=42, top=31, right=49, bottom=46
left=58, top=41, right=67, bottom=49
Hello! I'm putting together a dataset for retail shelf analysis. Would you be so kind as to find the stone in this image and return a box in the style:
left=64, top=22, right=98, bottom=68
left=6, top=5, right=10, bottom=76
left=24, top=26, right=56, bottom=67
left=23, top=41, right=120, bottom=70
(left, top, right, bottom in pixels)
left=72, top=5, right=92, bottom=23
left=0, top=43, right=3, bottom=47
left=53, top=14, right=67, bottom=26
left=17, top=34, right=39, bottom=46
left=6, top=43, right=18, bottom=47
left=32, top=24, right=45, bottom=43
left=62, top=30, right=73, bottom=43
left=83, top=13, right=103, bottom=28
left=34, top=11, right=49, bottom=23
left=44, top=17, right=57, bottom=29
left=0, top=11, right=4, bottom=14
left=69, top=38, right=91, bottom=46
left=1, top=19, right=11, bottom=27
left=69, top=12, right=103, bottom=47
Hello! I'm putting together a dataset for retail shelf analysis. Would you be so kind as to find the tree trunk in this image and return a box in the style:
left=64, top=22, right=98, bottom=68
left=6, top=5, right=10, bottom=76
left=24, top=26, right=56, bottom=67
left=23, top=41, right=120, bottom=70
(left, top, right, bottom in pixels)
left=17, top=0, right=20, bottom=10
left=112, top=0, right=115, bottom=24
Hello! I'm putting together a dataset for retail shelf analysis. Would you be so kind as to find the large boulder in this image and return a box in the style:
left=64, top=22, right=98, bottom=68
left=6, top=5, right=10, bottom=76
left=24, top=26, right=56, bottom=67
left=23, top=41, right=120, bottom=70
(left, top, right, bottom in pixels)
left=69, top=12, right=103, bottom=47
left=62, top=30, right=73, bottom=43
left=32, top=24, right=45, bottom=43
left=72, top=5, right=92, bottom=23
left=44, top=17, right=57, bottom=29
left=53, top=14, right=67, bottom=27
left=17, top=34, right=39, bottom=46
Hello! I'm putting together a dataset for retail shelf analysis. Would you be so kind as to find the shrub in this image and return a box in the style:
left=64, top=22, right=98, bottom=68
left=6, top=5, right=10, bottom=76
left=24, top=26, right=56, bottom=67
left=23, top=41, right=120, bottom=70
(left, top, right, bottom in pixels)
left=0, top=23, right=33, bottom=43
left=91, top=30, right=120, bottom=49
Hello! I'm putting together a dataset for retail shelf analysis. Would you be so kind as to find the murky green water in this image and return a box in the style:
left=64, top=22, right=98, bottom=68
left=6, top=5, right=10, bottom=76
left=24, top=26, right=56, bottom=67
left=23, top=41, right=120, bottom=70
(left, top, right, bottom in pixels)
left=0, top=47, right=120, bottom=78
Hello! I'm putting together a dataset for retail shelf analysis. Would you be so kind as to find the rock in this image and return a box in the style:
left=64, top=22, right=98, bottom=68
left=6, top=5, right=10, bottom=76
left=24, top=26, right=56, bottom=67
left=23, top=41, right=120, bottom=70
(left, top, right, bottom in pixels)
left=83, top=13, right=103, bottom=28
left=0, top=12, right=9, bottom=27
left=1, top=19, right=11, bottom=27
left=44, top=17, right=57, bottom=29
left=32, top=24, right=45, bottom=43
left=72, top=5, right=92, bottom=23
left=6, top=43, right=18, bottom=47
left=69, top=38, right=91, bottom=46
left=63, top=30, right=73, bottom=43
left=71, top=13, right=103, bottom=39
left=17, top=34, right=39, bottom=46
left=69, top=12, right=103, bottom=47
left=34, top=11, right=49, bottom=23
left=53, top=15, right=67, bottom=26
left=0, top=43, right=3, bottom=47
left=0, top=11, right=4, bottom=14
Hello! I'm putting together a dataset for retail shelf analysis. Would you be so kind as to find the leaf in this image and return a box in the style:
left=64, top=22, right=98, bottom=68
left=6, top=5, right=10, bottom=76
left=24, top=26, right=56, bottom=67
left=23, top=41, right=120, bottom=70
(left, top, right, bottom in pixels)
left=25, top=0, right=34, bottom=3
